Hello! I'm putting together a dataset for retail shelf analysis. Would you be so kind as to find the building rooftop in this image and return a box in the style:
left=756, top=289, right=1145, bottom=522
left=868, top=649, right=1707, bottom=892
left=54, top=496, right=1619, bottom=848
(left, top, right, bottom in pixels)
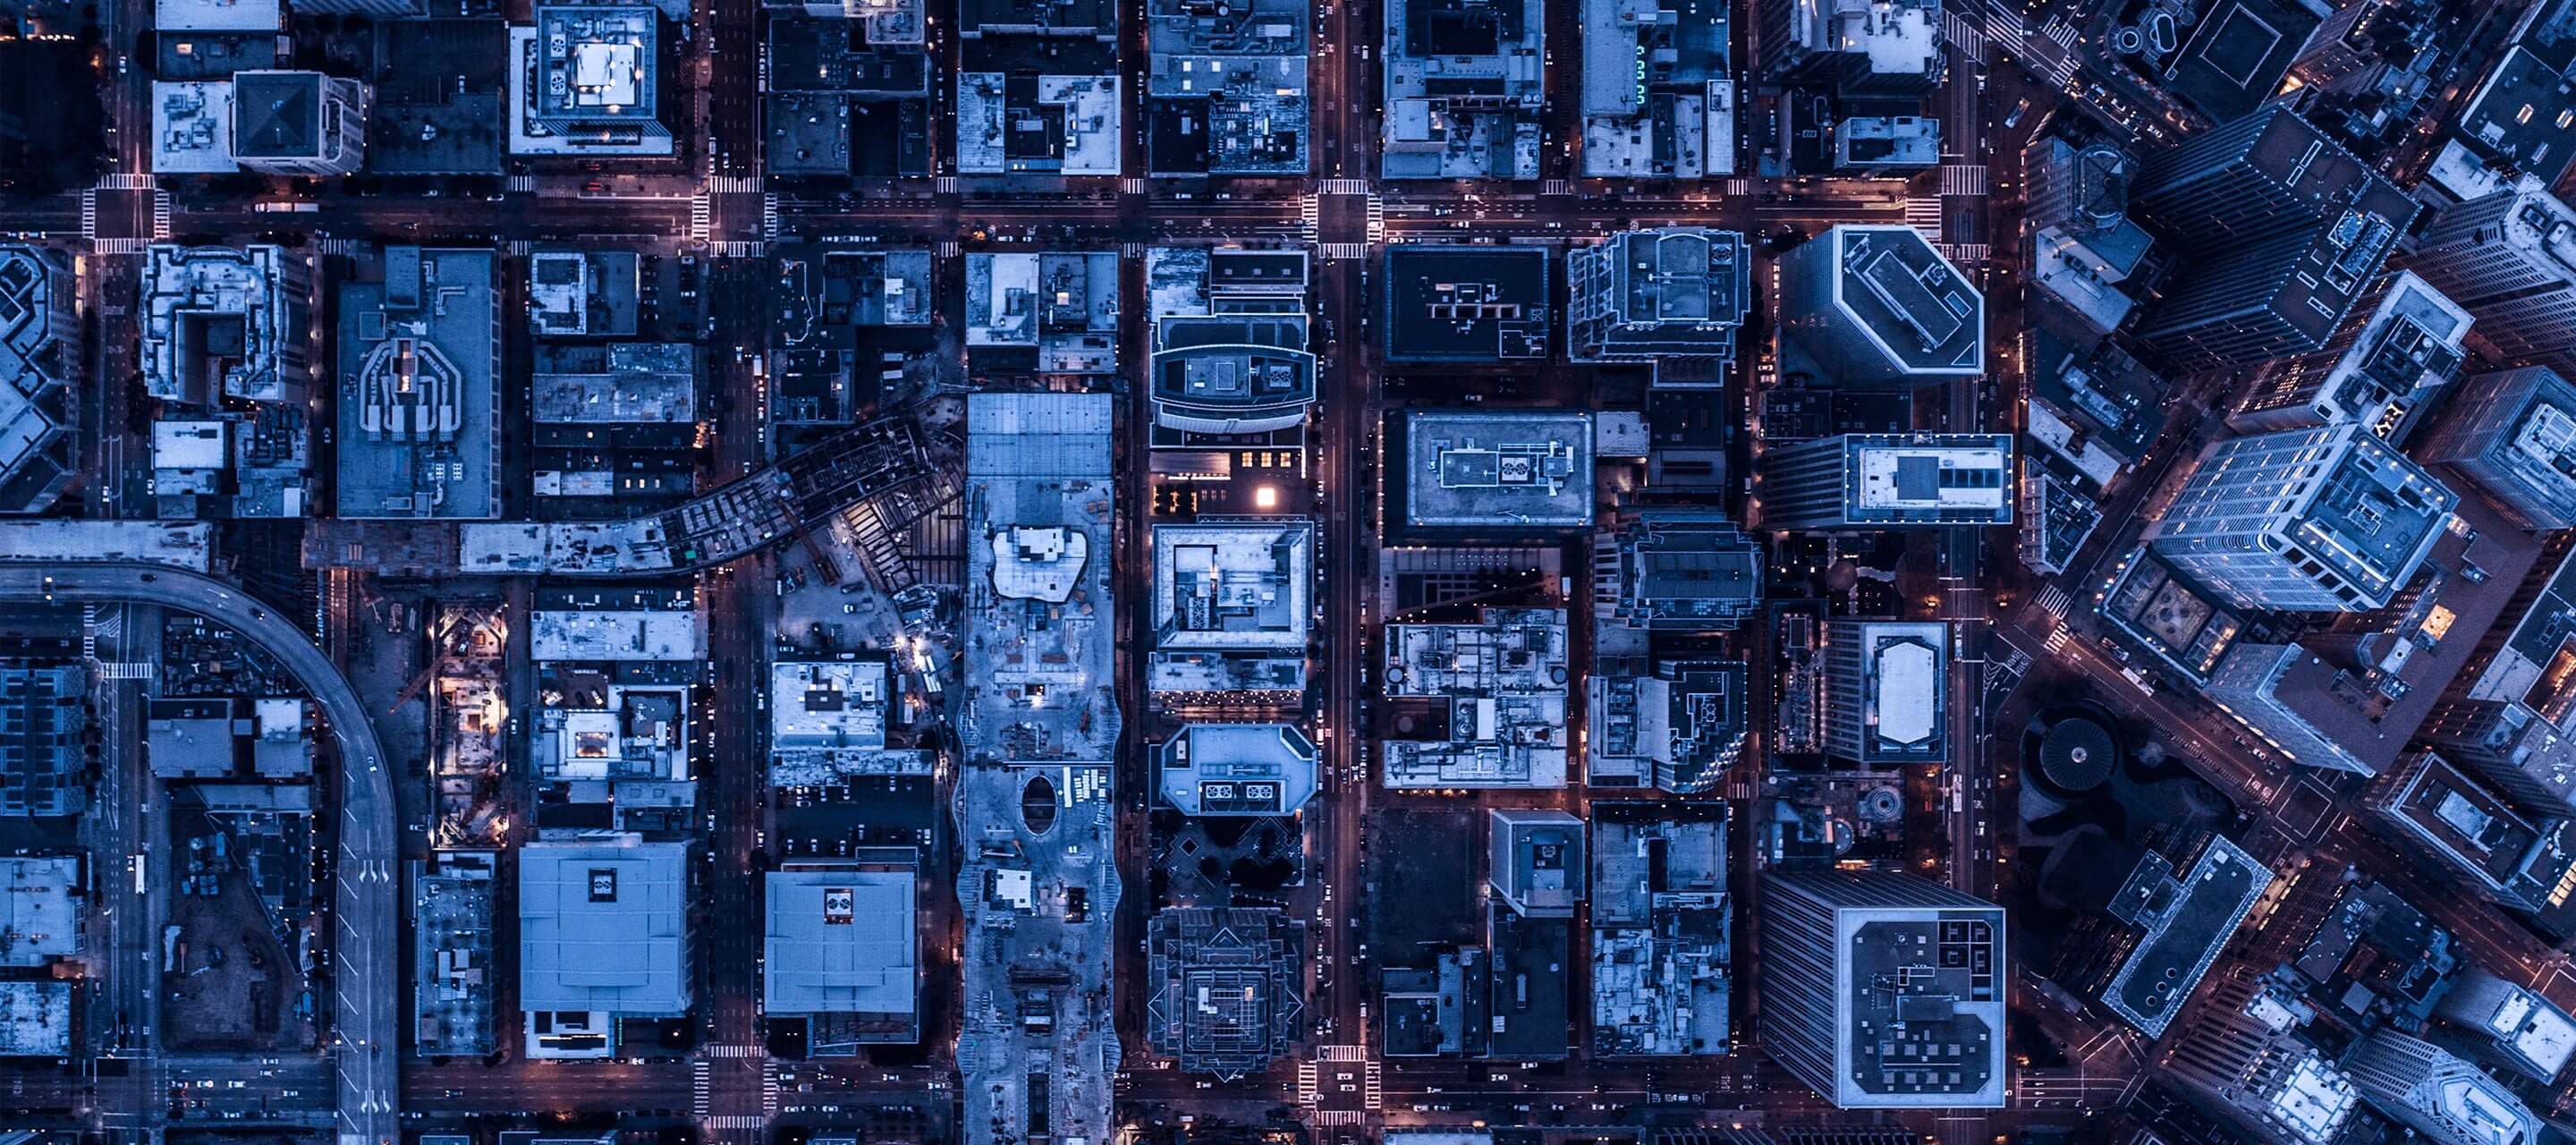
left=0, top=981, right=69, bottom=1057
left=0, top=522, right=213, bottom=571
left=2098, top=834, right=2274, bottom=1037
left=2453, top=46, right=2576, bottom=186
left=764, top=861, right=917, bottom=1020
left=140, top=244, right=303, bottom=405
left=2347, top=1030, right=2539, bottom=1145
left=1761, top=0, right=1938, bottom=88
left=1150, top=519, right=1310, bottom=651
left=1589, top=812, right=1729, bottom=1056
left=2026, top=333, right=2169, bottom=484
left=519, top=834, right=691, bottom=1014
left=1576, top=0, right=1729, bottom=178
left=953, top=759, right=1120, bottom=1130
left=1487, top=904, right=1572, bottom=1058
left=1144, top=0, right=1308, bottom=175
left=2223, top=496, right=2538, bottom=775
left=2419, top=366, right=2576, bottom=530
left=151, top=77, right=240, bottom=172
left=335, top=247, right=499, bottom=520
left=2153, top=426, right=2458, bottom=613
left=1852, top=437, right=2010, bottom=520
left=1143, top=906, right=1306, bottom=1079
left=1402, top=410, right=1594, bottom=530
left=2436, top=969, right=2576, bottom=1081
left=1595, top=510, right=1762, bottom=632
left=1570, top=228, right=1750, bottom=362
left=1382, top=606, right=1570, bottom=788
left=1490, top=809, right=1584, bottom=918
left=413, top=851, right=497, bottom=1058
left=962, top=391, right=1119, bottom=765
left=1382, top=0, right=1543, bottom=178
left=0, top=245, right=76, bottom=514
left=533, top=679, right=689, bottom=787
left=531, top=609, right=704, bottom=662
left=2021, top=470, right=2104, bottom=577
left=0, top=856, right=80, bottom=968
left=955, top=72, right=1122, bottom=175
left=2160, top=0, right=2325, bottom=120
left=965, top=252, right=1120, bottom=374
left=1384, top=245, right=1550, bottom=361
left=958, top=0, right=1115, bottom=37
left=1585, top=662, right=1747, bottom=793
left=511, top=7, right=673, bottom=156
left=146, top=697, right=235, bottom=779
left=368, top=18, right=507, bottom=175
left=532, top=343, right=694, bottom=425
left=770, top=657, right=887, bottom=744
left=1157, top=724, right=1317, bottom=817
left=1835, top=115, right=1939, bottom=170
left=767, top=16, right=931, bottom=96
left=155, top=0, right=274, bottom=30
left=229, top=71, right=324, bottom=159
left=0, top=666, right=86, bottom=818
left=1800, top=225, right=1985, bottom=379
left=528, top=250, right=640, bottom=338
left=2369, top=751, right=2557, bottom=903
left=1835, top=621, right=1947, bottom=765
left=1772, top=871, right=2006, bottom=1107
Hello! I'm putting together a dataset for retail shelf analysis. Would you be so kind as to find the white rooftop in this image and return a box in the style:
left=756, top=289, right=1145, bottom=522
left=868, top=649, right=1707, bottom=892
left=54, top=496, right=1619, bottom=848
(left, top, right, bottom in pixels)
left=531, top=609, right=704, bottom=662
left=0, top=522, right=214, bottom=571
left=1854, top=443, right=2011, bottom=513
left=988, top=526, right=1089, bottom=603
left=156, top=0, right=277, bottom=31
left=152, top=81, right=239, bottom=174
left=2271, top=1053, right=2359, bottom=1144
left=770, top=660, right=890, bottom=751
left=153, top=419, right=230, bottom=471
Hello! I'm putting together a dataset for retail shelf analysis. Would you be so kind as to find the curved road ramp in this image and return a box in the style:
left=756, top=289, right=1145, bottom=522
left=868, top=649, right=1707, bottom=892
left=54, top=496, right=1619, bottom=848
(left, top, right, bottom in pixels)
left=0, top=563, right=397, bottom=1145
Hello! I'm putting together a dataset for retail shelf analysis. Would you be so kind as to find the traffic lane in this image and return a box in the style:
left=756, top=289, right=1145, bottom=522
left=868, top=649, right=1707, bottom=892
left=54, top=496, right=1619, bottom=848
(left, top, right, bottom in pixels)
left=0, top=564, right=400, bottom=1143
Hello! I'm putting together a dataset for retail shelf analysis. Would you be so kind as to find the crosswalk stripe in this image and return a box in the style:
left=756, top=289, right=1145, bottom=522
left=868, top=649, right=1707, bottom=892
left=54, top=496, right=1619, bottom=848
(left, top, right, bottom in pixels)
left=1941, top=165, right=1987, bottom=197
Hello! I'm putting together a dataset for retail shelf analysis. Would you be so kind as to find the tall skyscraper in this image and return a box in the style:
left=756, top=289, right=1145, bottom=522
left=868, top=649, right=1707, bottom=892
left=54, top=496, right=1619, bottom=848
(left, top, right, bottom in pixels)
left=2342, top=1030, right=2540, bottom=1145
left=2160, top=971, right=2360, bottom=1145
left=229, top=72, right=371, bottom=177
left=2129, top=107, right=2416, bottom=370
left=2415, top=367, right=2576, bottom=530
left=1822, top=621, right=1948, bottom=768
left=1757, top=871, right=2004, bottom=1108
left=2227, top=272, right=2472, bottom=437
left=1758, top=434, right=2012, bottom=530
left=1775, top=225, right=1984, bottom=387
left=1753, top=0, right=1943, bottom=97
left=2147, top=425, right=2457, bottom=612
left=2405, top=182, right=2576, bottom=377
left=2431, top=969, right=2576, bottom=1083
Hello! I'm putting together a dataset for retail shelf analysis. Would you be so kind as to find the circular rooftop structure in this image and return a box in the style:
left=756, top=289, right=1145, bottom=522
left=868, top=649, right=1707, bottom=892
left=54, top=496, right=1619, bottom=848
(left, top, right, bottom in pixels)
left=2038, top=716, right=2118, bottom=793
